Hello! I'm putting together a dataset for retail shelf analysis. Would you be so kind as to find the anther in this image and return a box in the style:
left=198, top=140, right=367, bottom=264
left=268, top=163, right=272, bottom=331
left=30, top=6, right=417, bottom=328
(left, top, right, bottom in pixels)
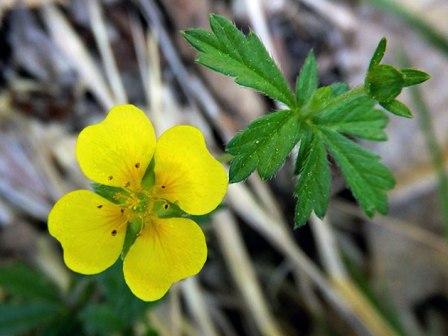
left=135, top=163, right=140, bottom=168
left=161, top=185, right=166, bottom=189
left=164, top=204, right=169, bottom=210
left=111, top=230, right=117, bottom=236
left=124, top=181, right=130, bottom=188
left=97, top=205, right=103, bottom=209
left=108, top=175, right=113, bottom=180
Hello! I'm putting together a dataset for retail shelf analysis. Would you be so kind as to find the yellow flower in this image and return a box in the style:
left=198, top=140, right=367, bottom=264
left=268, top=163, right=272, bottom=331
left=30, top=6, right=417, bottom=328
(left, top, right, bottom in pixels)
left=48, top=105, right=227, bottom=301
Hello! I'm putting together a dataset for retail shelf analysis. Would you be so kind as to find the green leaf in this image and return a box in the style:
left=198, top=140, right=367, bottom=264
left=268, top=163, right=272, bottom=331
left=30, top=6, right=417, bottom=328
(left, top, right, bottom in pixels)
left=227, top=110, right=301, bottom=182
left=320, top=128, right=395, bottom=216
left=329, top=82, right=349, bottom=96
left=80, top=304, right=125, bottom=336
left=380, top=99, right=412, bottom=118
left=296, top=50, right=318, bottom=106
left=294, top=127, right=312, bottom=175
left=314, top=89, right=388, bottom=141
left=183, top=15, right=296, bottom=107
left=294, top=130, right=330, bottom=227
left=95, top=261, right=157, bottom=327
left=91, top=183, right=129, bottom=204
left=0, top=263, right=61, bottom=303
left=0, top=303, right=61, bottom=336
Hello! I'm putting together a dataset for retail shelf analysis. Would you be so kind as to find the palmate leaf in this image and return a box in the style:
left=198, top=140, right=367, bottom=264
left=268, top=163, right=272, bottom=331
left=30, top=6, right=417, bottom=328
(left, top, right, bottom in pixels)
left=183, top=15, right=296, bottom=107
left=227, top=110, right=301, bottom=182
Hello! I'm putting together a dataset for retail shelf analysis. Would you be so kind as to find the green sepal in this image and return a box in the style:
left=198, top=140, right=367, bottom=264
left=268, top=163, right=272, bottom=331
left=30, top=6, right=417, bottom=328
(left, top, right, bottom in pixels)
left=366, top=64, right=404, bottom=102
left=121, top=217, right=142, bottom=259
left=91, top=183, right=129, bottom=204
left=141, top=159, right=155, bottom=189
left=401, top=68, right=431, bottom=86
left=365, top=38, right=430, bottom=108
left=151, top=199, right=186, bottom=218
left=368, top=37, right=387, bottom=70
left=296, top=50, right=318, bottom=107
left=380, top=99, right=413, bottom=118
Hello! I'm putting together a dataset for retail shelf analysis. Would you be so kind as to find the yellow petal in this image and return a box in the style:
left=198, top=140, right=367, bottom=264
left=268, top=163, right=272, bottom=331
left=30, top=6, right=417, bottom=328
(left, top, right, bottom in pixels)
left=76, top=104, right=156, bottom=189
left=48, top=190, right=127, bottom=274
left=153, top=126, right=227, bottom=215
left=123, top=217, right=207, bottom=301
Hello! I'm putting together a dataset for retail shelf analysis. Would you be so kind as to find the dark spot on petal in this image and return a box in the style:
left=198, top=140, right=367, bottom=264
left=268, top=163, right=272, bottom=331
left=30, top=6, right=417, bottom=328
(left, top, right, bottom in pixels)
left=97, top=205, right=103, bottom=209
left=135, top=163, right=140, bottom=168
left=111, top=230, right=117, bottom=236
left=161, top=185, right=166, bottom=189
left=164, top=204, right=169, bottom=210
left=108, top=176, right=113, bottom=180
left=120, top=208, right=124, bottom=213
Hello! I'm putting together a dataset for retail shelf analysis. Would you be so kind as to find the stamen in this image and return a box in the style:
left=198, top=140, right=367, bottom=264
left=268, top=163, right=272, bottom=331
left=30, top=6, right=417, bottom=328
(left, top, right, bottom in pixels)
left=97, top=205, right=103, bottom=209
left=164, top=204, right=169, bottom=210
left=135, top=163, right=140, bottom=168
left=108, top=175, right=113, bottom=180
left=111, top=230, right=117, bottom=236
left=124, top=181, right=130, bottom=188
left=161, top=185, right=166, bottom=189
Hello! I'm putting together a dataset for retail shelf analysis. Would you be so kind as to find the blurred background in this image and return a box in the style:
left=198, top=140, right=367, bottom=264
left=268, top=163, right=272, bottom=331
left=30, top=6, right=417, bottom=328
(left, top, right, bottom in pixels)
left=0, top=0, right=447, bottom=335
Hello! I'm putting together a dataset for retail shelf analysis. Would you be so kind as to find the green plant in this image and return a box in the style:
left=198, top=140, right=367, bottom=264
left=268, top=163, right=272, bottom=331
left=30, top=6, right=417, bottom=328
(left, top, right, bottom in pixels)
left=183, top=15, right=430, bottom=227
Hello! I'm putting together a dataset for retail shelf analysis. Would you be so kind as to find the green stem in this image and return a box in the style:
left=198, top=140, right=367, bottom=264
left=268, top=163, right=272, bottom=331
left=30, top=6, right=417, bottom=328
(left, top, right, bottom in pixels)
left=409, top=84, right=448, bottom=236
left=397, top=49, right=448, bottom=236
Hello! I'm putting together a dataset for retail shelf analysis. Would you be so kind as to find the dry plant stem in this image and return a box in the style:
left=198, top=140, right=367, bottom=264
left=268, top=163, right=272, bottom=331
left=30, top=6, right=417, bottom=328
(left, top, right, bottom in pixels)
left=214, top=210, right=285, bottom=336
left=169, top=284, right=181, bottom=336
left=295, top=0, right=356, bottom=32
left=147, top=31, right=166, bottom=134
left=227, top=183, right=377, bottom=334
left=35, top=235, right=71, bottom=292
left=309, top=214, right=347, bottom=279
left=41, top=4, right=115, bottom=110
left=128, top=10, right=150, bottom=100
left=310, top=214, right=399, bottom=335
left=409, top=85, right=448, bottom=236
left=0, top=180, right=50, bottom=220
left=87, top=0, right=128, bottom=104
left=182, top=277, right=219, bottom=336
left=136, top=0, right=236, bottom=143
left=243, top=0, right=279, bottom=63
left=332, top=200, right=448, bottom=258
left=136, top=0, right=196, bottom=107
